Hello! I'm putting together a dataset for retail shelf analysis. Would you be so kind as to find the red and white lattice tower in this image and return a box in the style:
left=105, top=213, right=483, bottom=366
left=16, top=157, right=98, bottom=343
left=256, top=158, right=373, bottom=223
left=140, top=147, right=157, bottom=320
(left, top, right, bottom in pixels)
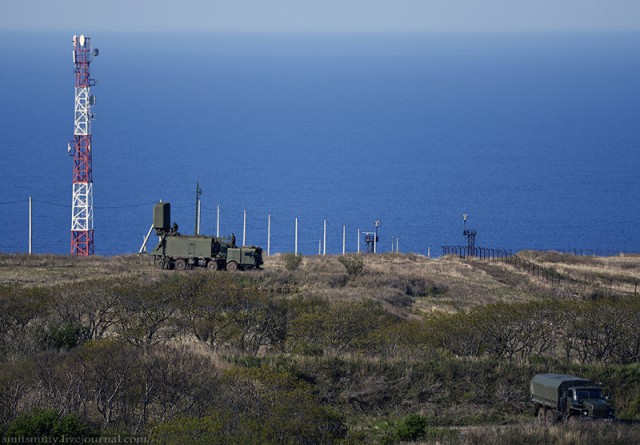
left=69, top=34, right=98, bottom=255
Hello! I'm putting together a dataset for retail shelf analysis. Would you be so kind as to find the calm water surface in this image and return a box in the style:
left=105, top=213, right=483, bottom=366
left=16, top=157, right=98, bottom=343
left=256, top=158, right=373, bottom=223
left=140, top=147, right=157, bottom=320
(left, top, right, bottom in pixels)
left=0, top=32, right=638, bottom=255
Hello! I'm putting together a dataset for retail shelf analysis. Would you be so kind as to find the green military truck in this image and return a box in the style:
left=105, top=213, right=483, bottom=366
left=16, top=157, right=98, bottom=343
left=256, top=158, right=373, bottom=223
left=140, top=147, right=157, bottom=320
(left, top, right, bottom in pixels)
left=149, top=202, right=263, bottom=271
left=531, top=373, right=614, bottom=423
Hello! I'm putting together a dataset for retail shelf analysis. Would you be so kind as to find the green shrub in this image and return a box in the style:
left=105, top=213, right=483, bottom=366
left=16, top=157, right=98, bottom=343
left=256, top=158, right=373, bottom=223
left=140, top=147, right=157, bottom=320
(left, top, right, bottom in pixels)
left=283, top=253, right=303, bottom=271
left=5, top=408, right=96, bottom=439
left=369, top=415, right=457, bottom=445
left=396, top=414, right=429, bottom=441
left=46, top=322, right=88, bottom=350
left=337, top=255, right=364, bottom=276
left=151, top=366, right=347, bottom=445
left=287, top=300, right=398, bottom=354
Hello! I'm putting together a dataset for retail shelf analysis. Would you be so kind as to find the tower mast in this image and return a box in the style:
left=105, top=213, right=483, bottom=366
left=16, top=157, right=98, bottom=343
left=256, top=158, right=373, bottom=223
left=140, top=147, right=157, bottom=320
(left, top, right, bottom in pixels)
left=69, top=34, right=98, bottom=255
left=463, top=213, right=477, bottom=255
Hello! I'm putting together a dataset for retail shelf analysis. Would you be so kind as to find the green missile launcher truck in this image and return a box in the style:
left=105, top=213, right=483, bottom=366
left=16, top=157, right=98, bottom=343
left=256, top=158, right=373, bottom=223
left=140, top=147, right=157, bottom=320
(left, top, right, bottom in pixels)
left=150, top=202, right=263, bottom=271
left=531, top=373, right=614, bottom=424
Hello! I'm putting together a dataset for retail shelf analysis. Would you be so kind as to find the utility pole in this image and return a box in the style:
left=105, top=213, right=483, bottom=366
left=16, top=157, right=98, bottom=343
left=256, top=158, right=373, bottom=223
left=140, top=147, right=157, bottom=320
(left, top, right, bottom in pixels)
left=267, top=213, right=271, bottom=256
left=28, top=196, right=32, bottom=255
left=243, top=209, right=247, bottom=246
left=216, top=205, right=220, bottom=237
left=294, top=217, right=298, bottom=255
left=374, top=220, right=380, bottom=253
left=323, top=219, right=327, bottom=256
left=342, top=225, right=346, bottom=255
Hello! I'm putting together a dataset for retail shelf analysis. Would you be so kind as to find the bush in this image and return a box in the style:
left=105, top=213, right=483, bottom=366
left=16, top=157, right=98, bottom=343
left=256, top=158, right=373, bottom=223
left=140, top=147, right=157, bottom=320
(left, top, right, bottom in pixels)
left=337, top=255, right=364, bottom=276
left=369, top=415, right=457, bottom=445
left=4, top=408, right=96, bottom=439
left=46, top=322, right=88, bottom=350
left=283, top=253, right=303, bottom=271
left=396, top=414, right=429, bottom=441
left=287, top=300, right=398, bottom=354
left=151, top=366, right=347, bottom=444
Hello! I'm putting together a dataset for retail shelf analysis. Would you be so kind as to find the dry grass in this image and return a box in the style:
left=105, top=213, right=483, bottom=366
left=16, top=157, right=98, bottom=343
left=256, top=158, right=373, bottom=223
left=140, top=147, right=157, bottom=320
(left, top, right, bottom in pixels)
left=0, top=253, right=153, bottom=287
left=1, top=251, right=636, bottom=313
left=518, top=251, right=640, bottom=296
left=264, top=253, right=544, bottom=313
left=435, top=422, right=640, bottom=445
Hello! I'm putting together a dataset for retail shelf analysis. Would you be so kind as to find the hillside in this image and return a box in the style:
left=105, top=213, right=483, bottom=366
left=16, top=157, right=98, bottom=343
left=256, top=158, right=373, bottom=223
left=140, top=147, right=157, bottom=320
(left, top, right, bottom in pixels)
left=0, top=251, right=639, bottom=444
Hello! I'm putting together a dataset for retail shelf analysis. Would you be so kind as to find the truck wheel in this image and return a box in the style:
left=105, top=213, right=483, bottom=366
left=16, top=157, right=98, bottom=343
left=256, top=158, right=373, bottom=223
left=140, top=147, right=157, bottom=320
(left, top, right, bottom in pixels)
left=566, top=415, right=578, bottom=425
left=545, top=409, right=556, bottom=424
left=207, top=260, right=219, bottom=271
left=226, top=261, right=239, bottom=272
left=537, top=408, right=546, bottom=423
left=175, top=259, right=187, bottom=270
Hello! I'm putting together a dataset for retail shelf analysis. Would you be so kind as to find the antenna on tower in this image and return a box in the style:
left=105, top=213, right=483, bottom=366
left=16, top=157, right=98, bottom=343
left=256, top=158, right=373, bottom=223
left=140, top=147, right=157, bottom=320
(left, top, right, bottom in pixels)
left=363, top=220, right=380, bottom=254
left=194, top=181, right=202, bottom=235
left=463, top=213, right=477, bottom=255
left=69, top=34, right=98, bottom=256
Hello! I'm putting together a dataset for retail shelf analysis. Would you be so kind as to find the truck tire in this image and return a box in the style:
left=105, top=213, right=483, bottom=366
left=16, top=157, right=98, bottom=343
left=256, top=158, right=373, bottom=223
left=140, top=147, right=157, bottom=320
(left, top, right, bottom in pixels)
left=537, top=407, right=546, bottom=423
left=175, top=259, right=187, bottom=270
left=207, top=260, right=219, bottom=271
left=545, top=409, right=556, bottom=424
left=226, top=261, right=239, bottom=272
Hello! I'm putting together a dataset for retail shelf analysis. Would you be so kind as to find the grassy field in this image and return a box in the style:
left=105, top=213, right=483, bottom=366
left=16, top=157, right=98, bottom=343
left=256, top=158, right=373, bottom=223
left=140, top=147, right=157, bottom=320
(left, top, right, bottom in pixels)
left=0, top=251, right=639, bottom=443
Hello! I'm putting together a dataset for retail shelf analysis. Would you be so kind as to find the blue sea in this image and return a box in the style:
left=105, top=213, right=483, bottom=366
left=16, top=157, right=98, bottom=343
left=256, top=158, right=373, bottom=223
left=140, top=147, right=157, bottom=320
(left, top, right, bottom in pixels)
left=0, top=32, right=639, bottom=256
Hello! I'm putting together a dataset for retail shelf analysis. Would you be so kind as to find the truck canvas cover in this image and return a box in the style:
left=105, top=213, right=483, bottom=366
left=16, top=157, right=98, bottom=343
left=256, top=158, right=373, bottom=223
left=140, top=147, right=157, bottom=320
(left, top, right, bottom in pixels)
left=531, top=374, right=592, bottom=402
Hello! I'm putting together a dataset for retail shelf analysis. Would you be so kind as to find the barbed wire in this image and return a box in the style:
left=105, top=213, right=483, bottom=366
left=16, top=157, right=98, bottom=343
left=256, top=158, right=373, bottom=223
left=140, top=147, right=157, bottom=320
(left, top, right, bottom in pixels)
left=95, top=201, right=157, bottom=210
left=0, top=200, right=26, bottom=205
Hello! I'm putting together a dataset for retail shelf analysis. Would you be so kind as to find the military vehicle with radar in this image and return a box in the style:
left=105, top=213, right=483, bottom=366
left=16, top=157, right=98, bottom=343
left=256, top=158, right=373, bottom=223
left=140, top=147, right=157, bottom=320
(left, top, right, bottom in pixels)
left=149, top=202, right=263, bottom=271
left=531, top=373, right=614, bottom=423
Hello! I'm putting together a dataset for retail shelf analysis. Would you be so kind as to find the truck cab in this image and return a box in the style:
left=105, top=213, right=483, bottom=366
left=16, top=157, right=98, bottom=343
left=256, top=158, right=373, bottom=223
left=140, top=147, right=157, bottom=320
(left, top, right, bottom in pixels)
left=565, top=386, right=614, bottom=420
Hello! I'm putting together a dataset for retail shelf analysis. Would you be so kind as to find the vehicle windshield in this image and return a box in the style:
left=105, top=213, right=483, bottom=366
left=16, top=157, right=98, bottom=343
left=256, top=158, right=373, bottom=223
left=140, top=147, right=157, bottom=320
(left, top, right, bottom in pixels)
left=575, top=388, right=602, bottom=400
